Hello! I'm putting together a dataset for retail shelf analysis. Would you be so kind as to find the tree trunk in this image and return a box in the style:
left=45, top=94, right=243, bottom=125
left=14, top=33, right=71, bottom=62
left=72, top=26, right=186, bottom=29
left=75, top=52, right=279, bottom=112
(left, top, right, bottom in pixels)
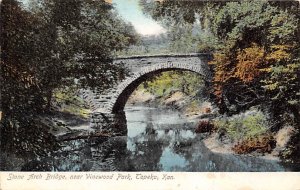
left=218, top=97, right=229, bottom=114
left=289, top=105, right=300, bottom=127
left=46, top=89, right=53, bottom=112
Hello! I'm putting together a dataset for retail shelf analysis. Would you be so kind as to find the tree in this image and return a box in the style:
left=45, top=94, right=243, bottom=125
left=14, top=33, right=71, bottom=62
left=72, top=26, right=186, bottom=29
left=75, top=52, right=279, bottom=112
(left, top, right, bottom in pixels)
left=0, top=0, right=139, bottom=156
left=1, top=0, right=44, bottom=117
left=209, top=1, right=299, bottom=118
left=27, top=0, right=139, bottom=110
left=139, top=0, right=300, bottom=122
left=140, top=0, right=220, bottom=53
left=0, top=0, right=59, bottom=157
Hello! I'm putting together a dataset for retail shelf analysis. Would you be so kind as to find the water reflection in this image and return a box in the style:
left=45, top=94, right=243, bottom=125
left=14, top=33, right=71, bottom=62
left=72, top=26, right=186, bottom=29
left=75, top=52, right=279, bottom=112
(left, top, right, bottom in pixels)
left=123, top=106, right=287, bottom=171
left=3, top=106, right=298, bottom=171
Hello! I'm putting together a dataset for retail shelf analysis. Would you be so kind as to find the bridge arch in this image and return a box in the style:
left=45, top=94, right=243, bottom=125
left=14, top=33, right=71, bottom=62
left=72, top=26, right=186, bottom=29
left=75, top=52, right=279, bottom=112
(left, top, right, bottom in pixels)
left=100, top=61, right=212, bottom=114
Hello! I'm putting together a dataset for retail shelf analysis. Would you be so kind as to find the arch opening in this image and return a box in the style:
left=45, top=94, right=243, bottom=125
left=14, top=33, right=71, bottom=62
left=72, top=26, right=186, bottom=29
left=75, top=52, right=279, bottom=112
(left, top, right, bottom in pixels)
left=111, top=66, right=211, bottom=113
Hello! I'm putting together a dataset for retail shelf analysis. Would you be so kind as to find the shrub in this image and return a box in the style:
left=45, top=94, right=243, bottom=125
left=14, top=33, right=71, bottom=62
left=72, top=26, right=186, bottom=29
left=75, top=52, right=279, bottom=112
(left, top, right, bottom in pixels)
left=214, top=110, right=270, bottom=142
left=232, top=133, right=276, bottom=154
left=195, top=120, right=215, bottom=133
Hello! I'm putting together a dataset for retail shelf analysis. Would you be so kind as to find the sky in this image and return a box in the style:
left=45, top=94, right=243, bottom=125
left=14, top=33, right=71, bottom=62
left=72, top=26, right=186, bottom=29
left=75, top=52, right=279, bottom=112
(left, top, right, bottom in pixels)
left=19, top=0, right=166, bottom=36
left=112, top=0, right=166, bottom=36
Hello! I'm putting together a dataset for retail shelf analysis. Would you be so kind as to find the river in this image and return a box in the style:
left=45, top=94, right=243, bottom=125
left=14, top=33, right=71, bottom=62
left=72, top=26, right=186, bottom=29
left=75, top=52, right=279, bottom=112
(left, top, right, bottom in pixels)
left=9, top=105, right=296, bottom=171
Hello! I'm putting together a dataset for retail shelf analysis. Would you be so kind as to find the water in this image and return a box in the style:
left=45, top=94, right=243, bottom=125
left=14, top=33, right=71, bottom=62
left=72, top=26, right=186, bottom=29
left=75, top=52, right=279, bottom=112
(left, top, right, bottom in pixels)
left=2, top=106, right=297, bottom=171
left=118, top=106, right=288, bottom=171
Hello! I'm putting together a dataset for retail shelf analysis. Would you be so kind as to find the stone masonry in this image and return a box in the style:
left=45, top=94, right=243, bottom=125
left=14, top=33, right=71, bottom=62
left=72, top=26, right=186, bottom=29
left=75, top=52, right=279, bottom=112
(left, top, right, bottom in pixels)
left=81, top=53, right=212, bottom=134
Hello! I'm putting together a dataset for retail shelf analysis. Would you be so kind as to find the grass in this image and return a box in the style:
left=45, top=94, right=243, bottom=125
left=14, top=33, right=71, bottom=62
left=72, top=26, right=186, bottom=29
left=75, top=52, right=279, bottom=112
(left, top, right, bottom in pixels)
left=53, top=88, right=91, bottom=118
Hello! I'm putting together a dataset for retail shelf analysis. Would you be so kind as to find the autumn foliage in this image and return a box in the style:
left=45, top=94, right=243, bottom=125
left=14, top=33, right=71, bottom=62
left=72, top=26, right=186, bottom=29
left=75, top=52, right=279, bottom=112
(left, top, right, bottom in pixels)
left=233, top=134, right=276, bottom=154
left=235, top=44, right=265, bottom=83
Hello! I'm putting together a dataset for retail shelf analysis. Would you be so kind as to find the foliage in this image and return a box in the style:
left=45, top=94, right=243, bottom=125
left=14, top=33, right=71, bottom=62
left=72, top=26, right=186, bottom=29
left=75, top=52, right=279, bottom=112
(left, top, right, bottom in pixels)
left=232, top=134, right=276, bottom=154
left=280, top=128, right=300, bottom=163
left=235, top=44, right=265, bottom=83
left=26, top=0, right=138, bottom=92
left=0, top=0, right=138, bottom=156
left=139, top=71, right=204, bottom=98
left=116, top=34, right=170, bottom=56
left=208, top=1, right=299, bottom=114
left=141, top=1, right=300, bottom=123
left=52, top=88, right=91, bottom=118
left=0, top=117, right=60, bottom=157
left=214, top=110, right=270, bottom=142
left=138, top=0, right=220, bottom=54
left=195, top=120, right=215, bottom=134
left=1, top=0, right=45, bottom=115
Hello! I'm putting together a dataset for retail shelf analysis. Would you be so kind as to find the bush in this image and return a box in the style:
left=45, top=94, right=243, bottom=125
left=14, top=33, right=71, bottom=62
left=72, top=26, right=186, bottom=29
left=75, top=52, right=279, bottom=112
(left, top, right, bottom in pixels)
left=214, top=110, right=270, bottom=142
left=232, top=134, right=276, bottom=154
left=195, top=120, right=215, bottom=134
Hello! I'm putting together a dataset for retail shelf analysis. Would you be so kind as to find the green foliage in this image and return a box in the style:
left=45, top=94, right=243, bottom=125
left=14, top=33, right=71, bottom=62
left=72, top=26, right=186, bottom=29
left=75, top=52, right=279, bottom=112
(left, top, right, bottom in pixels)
left=53, top=88, right=91, bottom=118
left=0, top=117, right=60, bottom=157
left=141, top=0, right=300, bottom=121
left=214, top=110, right=269, bottom=142
left=0, top=0, right=138, bottom=156
left=208, top=1, right=299, bottom=116
left=1, top=0, right=138, bottom=116
left=27, top=0, right=138, bottom=91
left=137, top=0, right=221, bottom=55
left=262, top=60, right=300, bottom=105
left=167, top=23, right=201, bottom=53
left=140, top=71, right=204, bottom=97
left=211, top=1, right=298, bottom=49
left=116, top=34, right=170, bottom=56
left=1, top=0, right=46, bottom=115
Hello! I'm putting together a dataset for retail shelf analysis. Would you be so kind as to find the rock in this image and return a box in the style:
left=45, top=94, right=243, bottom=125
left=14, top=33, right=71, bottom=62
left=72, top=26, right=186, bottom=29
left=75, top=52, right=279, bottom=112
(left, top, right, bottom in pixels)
left=275, top=126, right=295, bottom=148
left=203, top=133, right=234, bottom=154
left=271, top=125, right=296, bottom=157
left=126, top=90, right=155, bottom=105
left=194, top=113, right=217, bottom=120
left=185, top=101, right=217, bottom=119
left=164, top=91, right=185, bottom=106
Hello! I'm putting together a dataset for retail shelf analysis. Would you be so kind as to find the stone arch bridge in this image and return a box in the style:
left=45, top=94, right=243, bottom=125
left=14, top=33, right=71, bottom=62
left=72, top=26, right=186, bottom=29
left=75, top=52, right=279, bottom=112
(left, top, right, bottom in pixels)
left=81, top=53, right=212, bottom=134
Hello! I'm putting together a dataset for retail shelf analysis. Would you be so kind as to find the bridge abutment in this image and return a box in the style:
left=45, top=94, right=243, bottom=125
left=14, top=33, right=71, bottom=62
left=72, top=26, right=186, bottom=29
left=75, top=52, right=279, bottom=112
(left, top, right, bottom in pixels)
left=90, top=112, right=127, bottom=136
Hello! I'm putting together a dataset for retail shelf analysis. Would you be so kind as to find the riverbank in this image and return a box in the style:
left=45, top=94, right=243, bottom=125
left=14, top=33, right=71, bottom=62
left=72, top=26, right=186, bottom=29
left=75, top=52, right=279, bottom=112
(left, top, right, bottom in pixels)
left=126, top=89, right=215, bottom=118
left=201, top=132, right=284, bottom=162
left=197, top=113, right=298, bottom=162
left=126, top=88, right=299, bottom=164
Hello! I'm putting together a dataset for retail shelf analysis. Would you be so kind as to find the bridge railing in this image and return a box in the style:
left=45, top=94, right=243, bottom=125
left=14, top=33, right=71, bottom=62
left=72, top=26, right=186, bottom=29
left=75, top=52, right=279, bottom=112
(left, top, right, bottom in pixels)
left=114, top=53, right=212, bottom=60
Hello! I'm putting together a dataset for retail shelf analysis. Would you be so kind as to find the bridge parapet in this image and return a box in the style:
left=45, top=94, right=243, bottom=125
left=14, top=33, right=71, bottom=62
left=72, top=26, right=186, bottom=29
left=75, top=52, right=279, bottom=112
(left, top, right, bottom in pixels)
left=113, top=53, right=212, bottom=74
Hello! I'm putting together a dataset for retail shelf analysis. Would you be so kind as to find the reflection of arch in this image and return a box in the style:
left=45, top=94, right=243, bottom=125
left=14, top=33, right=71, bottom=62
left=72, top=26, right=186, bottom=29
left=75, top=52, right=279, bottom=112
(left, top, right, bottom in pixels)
left=103, top=62, right=212, bottom=114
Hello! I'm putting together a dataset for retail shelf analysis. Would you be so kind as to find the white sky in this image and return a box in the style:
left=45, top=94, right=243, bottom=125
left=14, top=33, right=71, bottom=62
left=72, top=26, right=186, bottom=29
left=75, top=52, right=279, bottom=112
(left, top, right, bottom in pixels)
left=113, top=0, right=166, bottom=36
